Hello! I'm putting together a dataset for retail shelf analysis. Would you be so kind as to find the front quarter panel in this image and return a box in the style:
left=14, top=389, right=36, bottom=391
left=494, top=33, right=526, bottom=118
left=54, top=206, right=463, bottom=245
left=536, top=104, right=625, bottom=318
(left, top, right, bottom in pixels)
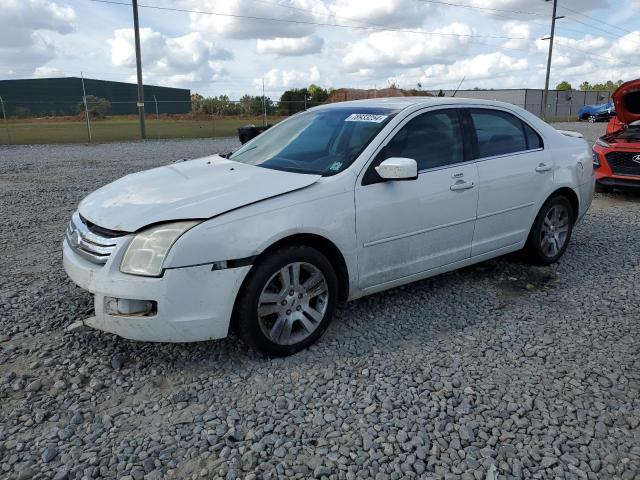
left=162, top=177, right=358, bottom=289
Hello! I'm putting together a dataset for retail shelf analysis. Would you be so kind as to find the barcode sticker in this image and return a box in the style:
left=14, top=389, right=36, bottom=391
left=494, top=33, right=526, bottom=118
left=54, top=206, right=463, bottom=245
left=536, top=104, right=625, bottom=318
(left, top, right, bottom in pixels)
left=345, top=113, right=388, bottom=123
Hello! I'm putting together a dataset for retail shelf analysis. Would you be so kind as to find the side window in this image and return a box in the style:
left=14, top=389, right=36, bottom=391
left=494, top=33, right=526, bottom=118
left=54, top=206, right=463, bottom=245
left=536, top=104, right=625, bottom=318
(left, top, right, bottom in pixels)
left=384, top=109, right=464, bottom=171
left=470, top=109, right=528, bottom=158
left=523, top=122, right=543, bottom=149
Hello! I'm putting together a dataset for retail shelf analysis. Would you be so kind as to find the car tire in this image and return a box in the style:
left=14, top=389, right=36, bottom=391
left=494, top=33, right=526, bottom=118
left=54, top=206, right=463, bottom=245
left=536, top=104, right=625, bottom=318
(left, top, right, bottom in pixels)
left=523, top=195, right=575, bottom=266
left=588, top=115, right=597, bottom=123
left=236, top=245, right=338, bottom=356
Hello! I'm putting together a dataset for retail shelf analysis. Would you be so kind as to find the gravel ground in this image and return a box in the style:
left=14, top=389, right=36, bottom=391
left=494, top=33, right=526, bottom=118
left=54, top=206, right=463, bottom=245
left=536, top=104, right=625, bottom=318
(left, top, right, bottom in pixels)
left=1, top=123, right=639, bottom=480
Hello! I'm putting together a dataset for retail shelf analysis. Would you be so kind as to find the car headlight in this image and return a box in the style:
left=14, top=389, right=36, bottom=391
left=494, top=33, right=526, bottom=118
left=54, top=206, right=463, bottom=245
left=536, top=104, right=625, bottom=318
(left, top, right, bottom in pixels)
left=595, top=138, right=609, bottom=148
left=120, top=220, right=200, bottom=277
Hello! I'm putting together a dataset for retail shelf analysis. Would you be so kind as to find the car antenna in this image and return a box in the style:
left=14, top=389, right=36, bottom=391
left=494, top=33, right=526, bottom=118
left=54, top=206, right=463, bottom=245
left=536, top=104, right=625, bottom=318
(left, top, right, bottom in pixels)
left=452, top=76, right=466, bottom=97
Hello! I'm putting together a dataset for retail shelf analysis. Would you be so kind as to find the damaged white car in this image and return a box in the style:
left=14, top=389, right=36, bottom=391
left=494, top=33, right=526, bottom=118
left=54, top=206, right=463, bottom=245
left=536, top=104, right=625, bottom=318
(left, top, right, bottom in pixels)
left=63, top=97, right=594, bottom=356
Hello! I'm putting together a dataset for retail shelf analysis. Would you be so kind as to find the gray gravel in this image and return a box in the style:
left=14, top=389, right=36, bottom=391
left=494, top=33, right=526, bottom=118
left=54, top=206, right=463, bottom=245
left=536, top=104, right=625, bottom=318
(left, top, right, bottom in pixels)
left=1, top=124, right=639, bottom=480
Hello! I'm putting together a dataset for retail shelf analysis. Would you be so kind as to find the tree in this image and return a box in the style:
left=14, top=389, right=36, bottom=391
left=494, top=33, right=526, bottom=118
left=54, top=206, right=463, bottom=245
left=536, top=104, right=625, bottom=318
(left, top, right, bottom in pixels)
left=556, top=81, right=572, bottom=91
left=278, top=84, right=329, bottom=116
left=76, top=95, right=111, bottom=119
left=307, top=84, right=329, bottom=104
left=279, top=88, right=307, bottom=116
left=437, top=89, right=445, bottom=97
left=580, top=80, right=623, bottom=91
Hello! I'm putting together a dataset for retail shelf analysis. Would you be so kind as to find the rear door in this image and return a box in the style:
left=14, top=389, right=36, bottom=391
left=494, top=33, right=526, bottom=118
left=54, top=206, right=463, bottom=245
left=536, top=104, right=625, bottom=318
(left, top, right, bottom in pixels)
left=465, top=108, right=554, bottom=256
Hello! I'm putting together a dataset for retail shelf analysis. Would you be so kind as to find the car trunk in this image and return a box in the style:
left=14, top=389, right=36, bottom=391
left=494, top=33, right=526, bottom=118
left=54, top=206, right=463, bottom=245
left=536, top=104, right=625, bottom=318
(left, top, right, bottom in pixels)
left=608, top=79, right=640, bottom=134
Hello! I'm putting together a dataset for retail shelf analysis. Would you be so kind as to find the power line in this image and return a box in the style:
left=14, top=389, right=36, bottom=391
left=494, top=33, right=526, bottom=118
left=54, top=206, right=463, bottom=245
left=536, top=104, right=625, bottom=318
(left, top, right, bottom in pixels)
left=553, top=39, right=639, bottom=67
left=560, top=13, right=640, bottom=45
left=414, top=0, right=639, bottom=46
left=558, top=4, right=636, bottom=35
left=414, top=0, right=548, bottom=16
left=70, top=0, right=638, bottom=85
left=87, top=0, right=532, bottom=40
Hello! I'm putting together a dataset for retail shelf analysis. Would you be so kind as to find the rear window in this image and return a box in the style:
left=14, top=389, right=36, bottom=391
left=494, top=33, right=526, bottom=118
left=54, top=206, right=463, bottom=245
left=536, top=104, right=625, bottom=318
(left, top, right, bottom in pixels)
left=523, top=123, right=543, bottom=149
left=470, top=109, right=528, bottom=158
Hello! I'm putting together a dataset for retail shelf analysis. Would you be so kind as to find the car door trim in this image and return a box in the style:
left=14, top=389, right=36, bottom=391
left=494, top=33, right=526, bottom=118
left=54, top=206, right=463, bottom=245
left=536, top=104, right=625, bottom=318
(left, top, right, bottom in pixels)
left=476, top=202, right=535, bottom=220
left=362, top=216, right=477, bottom=248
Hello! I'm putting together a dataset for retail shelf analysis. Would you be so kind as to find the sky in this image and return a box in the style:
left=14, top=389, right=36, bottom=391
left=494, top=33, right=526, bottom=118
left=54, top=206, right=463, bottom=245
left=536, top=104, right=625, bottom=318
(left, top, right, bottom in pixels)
left=1, top=0, right=639, bottom=99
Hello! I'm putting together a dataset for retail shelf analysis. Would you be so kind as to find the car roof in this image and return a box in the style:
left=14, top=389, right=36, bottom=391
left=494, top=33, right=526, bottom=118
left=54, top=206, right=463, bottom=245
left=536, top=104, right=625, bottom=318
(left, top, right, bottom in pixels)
left=312, top=96, right=519, bottom=111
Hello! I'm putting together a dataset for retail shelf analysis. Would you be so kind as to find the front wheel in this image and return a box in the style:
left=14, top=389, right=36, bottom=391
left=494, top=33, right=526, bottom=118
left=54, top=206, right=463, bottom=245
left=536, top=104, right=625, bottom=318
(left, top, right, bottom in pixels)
left=523, top=196, right=575, bottom=265
left=588, top=115, right=597, bottom=123
left=236, top=245, right=338, bottom=356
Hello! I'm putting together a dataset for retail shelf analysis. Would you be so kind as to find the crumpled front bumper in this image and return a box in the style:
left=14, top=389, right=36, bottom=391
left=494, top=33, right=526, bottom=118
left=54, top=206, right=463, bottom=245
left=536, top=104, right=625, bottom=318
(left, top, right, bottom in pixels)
left=63, top=239, right=251, bottom=342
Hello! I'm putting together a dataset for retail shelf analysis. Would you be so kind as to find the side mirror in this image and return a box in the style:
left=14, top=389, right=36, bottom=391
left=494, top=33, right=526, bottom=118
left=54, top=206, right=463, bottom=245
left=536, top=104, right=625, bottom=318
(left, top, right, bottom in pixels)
left=374, top=157, right=418, bottom=181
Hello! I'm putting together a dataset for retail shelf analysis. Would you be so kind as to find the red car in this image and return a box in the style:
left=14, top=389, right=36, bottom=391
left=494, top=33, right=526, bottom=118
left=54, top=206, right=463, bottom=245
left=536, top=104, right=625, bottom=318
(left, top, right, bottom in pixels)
left=592, top=79, right=640, bottom=192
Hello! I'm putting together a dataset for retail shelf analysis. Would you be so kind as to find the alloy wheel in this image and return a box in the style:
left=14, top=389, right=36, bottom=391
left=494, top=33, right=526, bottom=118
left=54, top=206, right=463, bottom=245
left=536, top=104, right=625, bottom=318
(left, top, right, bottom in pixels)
left=257, top=262, right=329, bottom=346
left=540, top=204, right=570, bottom=258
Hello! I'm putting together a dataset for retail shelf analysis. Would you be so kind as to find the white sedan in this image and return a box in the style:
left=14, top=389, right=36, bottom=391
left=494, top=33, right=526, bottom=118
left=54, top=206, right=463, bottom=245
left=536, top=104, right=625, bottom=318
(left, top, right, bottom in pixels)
left=63, top=97, right=594, bottom=356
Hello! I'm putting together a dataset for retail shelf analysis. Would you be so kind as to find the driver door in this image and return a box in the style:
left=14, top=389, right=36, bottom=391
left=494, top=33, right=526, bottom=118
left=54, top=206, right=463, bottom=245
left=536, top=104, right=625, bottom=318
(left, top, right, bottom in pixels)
left=355, top=108, right=479, bottom=290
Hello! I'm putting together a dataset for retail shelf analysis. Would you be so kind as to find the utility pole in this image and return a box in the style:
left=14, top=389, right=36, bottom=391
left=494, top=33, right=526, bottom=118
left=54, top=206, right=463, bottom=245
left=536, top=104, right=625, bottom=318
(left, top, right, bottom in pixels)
left=80, top=72, right=92, bottom=143
left=132, top=0, right=146, bottom=139
left=542, top=0, right=564, bottom=121
left=262, top=78, right=267, bottom=127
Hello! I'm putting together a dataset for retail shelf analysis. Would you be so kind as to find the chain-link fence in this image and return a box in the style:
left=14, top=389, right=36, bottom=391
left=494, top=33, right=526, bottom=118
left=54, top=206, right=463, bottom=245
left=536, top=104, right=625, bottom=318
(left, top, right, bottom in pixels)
left=0, top=98, right=328, bottom=145
left=0, top=88, right=616, bottom=145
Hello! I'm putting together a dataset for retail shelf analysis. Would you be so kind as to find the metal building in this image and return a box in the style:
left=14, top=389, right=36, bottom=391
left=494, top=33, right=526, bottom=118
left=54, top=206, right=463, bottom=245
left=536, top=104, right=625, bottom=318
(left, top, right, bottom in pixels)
left=426, top=88, right=614, bottom=120
left=0, top=77, right=191, bottom=117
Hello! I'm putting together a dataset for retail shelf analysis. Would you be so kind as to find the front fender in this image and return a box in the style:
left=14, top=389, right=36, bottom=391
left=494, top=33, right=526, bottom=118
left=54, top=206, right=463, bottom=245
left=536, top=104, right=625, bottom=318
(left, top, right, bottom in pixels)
left=163, top=187, right=358, bottom=283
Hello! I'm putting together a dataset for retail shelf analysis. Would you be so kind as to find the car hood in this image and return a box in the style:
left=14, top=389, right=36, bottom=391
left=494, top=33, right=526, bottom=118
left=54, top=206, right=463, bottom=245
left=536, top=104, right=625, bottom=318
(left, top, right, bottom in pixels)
left=612, top=79, right=640, bottom=125
left=78, top=155, right=321, bottom=232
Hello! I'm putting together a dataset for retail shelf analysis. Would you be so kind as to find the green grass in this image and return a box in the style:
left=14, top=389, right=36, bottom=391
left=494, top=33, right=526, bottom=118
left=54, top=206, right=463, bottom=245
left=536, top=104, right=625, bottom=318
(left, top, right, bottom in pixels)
left=0, top=116, right=283, bottom=145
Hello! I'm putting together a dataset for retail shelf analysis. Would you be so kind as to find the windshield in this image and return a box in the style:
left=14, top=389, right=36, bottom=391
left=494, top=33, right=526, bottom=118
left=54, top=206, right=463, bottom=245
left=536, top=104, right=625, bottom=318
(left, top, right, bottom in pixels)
left=229, top=106, right=399, bottom=175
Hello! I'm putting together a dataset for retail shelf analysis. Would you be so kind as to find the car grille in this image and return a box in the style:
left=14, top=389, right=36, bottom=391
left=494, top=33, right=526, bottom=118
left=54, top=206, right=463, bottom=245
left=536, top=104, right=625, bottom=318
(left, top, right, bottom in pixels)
left=65, top=212, right=126, bottom=264
left=605, top=151, right=640, bottom=177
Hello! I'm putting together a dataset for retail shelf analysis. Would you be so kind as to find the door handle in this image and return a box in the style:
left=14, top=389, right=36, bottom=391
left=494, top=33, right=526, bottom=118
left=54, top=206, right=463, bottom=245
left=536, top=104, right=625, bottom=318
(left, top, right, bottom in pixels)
left=450, top=181, right=475, bottom=191
left=535, top=163, right=552, bottom=173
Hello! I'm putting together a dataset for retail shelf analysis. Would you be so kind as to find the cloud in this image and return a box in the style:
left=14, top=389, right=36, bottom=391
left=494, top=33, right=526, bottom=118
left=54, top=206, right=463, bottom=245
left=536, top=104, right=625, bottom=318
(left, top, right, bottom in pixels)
left=182, top=0, right=329, bottom=40
left=607, top=30, right=640, bottom=59
left=501, top=21, right=534, bottom=50
left=0, top=0, right=75, bottom=76
left=330, top=0, right=432, bottom=28
left=109, top=29, right=232, bottom=87
left=342, top=23, right=473, bottom=71
left=394, top=52, right=529, bottom=87
left=33, top=66, right=64, bottom=77
left=257, top=35, right=324, bottom=56
left=257, top=66, right=321, bottom=90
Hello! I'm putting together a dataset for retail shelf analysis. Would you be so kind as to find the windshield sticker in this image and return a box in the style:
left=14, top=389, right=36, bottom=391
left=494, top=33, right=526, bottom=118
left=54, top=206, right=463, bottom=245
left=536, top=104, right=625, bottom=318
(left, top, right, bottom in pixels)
left=328, top=161, right=343, bottom=171
left=345, top=113, right=388, bottom=123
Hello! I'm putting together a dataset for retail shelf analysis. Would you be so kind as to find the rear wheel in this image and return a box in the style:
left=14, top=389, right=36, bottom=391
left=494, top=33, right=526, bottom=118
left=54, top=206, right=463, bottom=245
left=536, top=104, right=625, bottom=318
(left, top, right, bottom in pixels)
left=588, top=115, right=597, bottom=123
left=236, top=245, right=338, bottom=356
left=523, top=196, right=574, bottom=265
